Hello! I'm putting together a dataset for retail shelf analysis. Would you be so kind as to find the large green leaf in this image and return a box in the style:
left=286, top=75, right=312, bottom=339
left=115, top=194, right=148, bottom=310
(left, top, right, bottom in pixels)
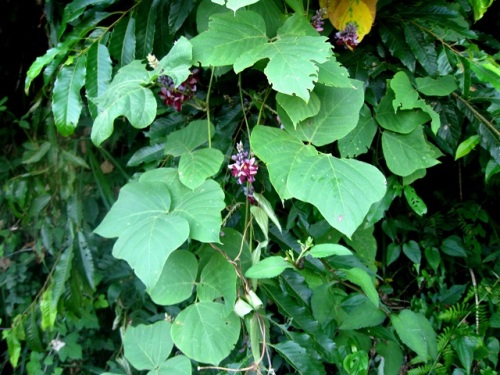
left=245, top=256, right=295, bottom=279
left=171, top=301, right=241, bottom=365
left=338, top=296, right=386, bottom=330
left=415, top=75, right=457, bottom=96
left=140, top=169, right=225, bottom=243
left=91, top=60, right=156, bottom=146
left=340, top=268, right=380, bottom=307
left=285, top=81, right=364, bottom=146
left=251, top=125, right=317, bottom=200
left=381, top=127, right=442, bottom=177
left=215, top=0, right=260, bottom=12
left=135, top=0, right=160, bottom=59
left=375, top=87, right=431, bottom=134
left=317, top=58, right=353, bottom=88
left=165, top=120, right=215, bottom=157
left=86, top=43, right=112, bottom=118
left=123, top=320, right=173, bottom=371
left=52, top=54, right=87, bottom=136
left=179, top=148, right=224, bottom=190
left=94, top=180, right=190, bottom=289
left=339, top=104, right=377, bottom=158
left=375, top=340, right=404, bottom=375
left=234, top=26, right=332, bottom=102
left=197, top=252, right=237, bottom=311
left=169, top=0, right=196, bottom=34
left=152, top=355, right=192, bottom=375
left=149, top=250, right=198, bottom=305
left=276, top=91, right=321, bottom=128
left=391, top=309, right=437, bottom=361
left=469, top=58, right=500, bottom=92
left=191, top=10, right=267, bottom=67
left=287, top=153, right=387, bottom=238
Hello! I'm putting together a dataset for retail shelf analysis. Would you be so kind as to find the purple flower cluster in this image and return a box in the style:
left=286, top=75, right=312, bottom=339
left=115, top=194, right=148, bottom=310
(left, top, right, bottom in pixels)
left=158, top=69, right=200, bottom=112
left=335, top=22, right=360, bottom=50
left=228, top=141, right=258, bottom=203
left=311, top=8, right=327, bottom=32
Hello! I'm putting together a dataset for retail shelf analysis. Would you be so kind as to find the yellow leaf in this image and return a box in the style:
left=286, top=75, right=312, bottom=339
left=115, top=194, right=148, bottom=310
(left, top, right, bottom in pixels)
left=319, top=0, right=378, bottom=44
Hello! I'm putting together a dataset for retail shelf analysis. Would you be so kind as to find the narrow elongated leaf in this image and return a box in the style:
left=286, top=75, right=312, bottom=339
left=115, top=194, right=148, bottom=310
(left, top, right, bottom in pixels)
left=245, top=256, right=294, bottom=279
left=149, top=250, right=198, bottom=305
left=52, top=246, right=74, bottom=307
left=86, top=43, right=112, bottom=118
left=52, top=55, right=86, bottom=136
left=171, top=302, right=241, bottom=365
left=25, top=44, right=69, bottom=93
left=2, top=329, right=21, bottom=368
left=123, top=320, right=173, bottom=371
left=127, top=143, right=166, bottom=167
left=169, top=0, right=196, bottom=34
left=379, top=24, right=415, bottom=71
left=286, top=81, right=364, bottom=146
left=469, top=59, right=500, bottom=92
left=135, top=0, right=160, bottom=58
left=403, top=23, right=437, bottom=76
left=77, top=231, right=96, bottom=289
left=40, top=288, right=57, bottom=331
left=109, top=14, right=136, bottom=67
left=382, top=127, right=442, bottom=176
left=309, top=244, right=352, bottom=258
left=391, top=309, right=437, bottom=361
left=191, top=10, right=268, bottom=67
left=287, top=153, right=387, bottom=238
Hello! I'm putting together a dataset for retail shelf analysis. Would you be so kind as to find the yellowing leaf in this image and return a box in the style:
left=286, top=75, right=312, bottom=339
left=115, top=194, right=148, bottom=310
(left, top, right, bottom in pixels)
left=320, top=0, right=377, bottom=43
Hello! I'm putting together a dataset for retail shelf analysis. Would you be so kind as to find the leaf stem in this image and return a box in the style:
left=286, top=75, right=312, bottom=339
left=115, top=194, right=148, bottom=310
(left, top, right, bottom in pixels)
left=206, top=67, right=215, bottom=148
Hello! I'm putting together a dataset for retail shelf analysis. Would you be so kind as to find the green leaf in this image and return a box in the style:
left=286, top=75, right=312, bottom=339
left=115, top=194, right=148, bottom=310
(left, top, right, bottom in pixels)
left=455, top=134, right=480, bottom=160
left=179, top=148, right=224, bottom=190
left=251, top=205, right=269, bottom=240
left=245, top=256, right=294, bottom=279
left=191, top=10, right=267, bottom=67
left=215, top=228, right=253, bottom=273
left=286, top=81, right=365, bottom=146
left=273, top=340, right=326, bottom=375
left=339, top=104, right=377, bottom=158
left=308, top=244, right=352, bottom=258
left=247, top=0, right=284, bottom=38
left=375, top=340, right=404, bottom=375
left=381, top=127, right=442, bottom=177
left=155, top=36, right=193, bottom=87
left=469, top=58, right=500, bottom=92
left=123, top=320, right=173, bottom=371
left=391, top=309, right=437, bottom=361
left=197, top=252, right=237, bottom=310
left=375, top=88, right=431, bottom=134
left=77, top=231, right=96, bottom=289
left=140, top=168, right=225, bottom=243
left=109, top=14, right=136, bottom=67
left=317, top=58, right=353, bottom=88
left=251, top=125, right=317, bottom=200
left=234, top=19, right=332, bottom=101
left=403, top=185, right=427, bottom=216
left=86, top=43, right=112, bottom=118
left=276, top=91, right=321, bottom=128
left=91, top=60, right=156, bottom=146
left=403, top=23, right=437, bottom=76
left=2, top=329, right=21, bottom=368
left=171, top=301, right=241, bottom=365
left=135, top=0, right=160, bottom=58
left=441, top=235, right=467, bottom=257
left=52, top=246, right=74, bottom=307
left=339, top=296, right=386, bottom=330
left=169, top=0, right=196, bottom=34
left=25, top=43, right=69, bottom=94
left=253, top=192, right=282, bottom=233
left=219, top=0, right=260, bottom=13
left=402, top=240, right=422, bottom=264
left=52, top=54, right=86, bottom=136
left=152, top=355, right=192, bottom=375
left=379, top=24, right=416, bottom=72
left=287, top=154, right=387, bottom=238
left=469, top=0, right=494, bottom=21
left=165, top=120, right=215, bottom=157
left=341, top=268, right=379, bottom=307
left=452, top=336, right=477, bottom=374
left=40, top=288, right=57, bottom=331
left=149, top=250, right=198, bottom=305
left=127, top=143, right=166, bottom=167
left=415, top=75, right=457, bottom=96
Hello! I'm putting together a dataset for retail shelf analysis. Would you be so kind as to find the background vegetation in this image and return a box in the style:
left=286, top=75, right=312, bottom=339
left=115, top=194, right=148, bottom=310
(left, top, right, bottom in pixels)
left=1, top=0, right=499, bottom=374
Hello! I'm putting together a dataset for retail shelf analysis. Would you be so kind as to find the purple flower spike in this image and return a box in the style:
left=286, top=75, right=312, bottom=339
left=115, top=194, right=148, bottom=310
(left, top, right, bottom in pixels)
left=228, top=141, right=259, bottom=203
